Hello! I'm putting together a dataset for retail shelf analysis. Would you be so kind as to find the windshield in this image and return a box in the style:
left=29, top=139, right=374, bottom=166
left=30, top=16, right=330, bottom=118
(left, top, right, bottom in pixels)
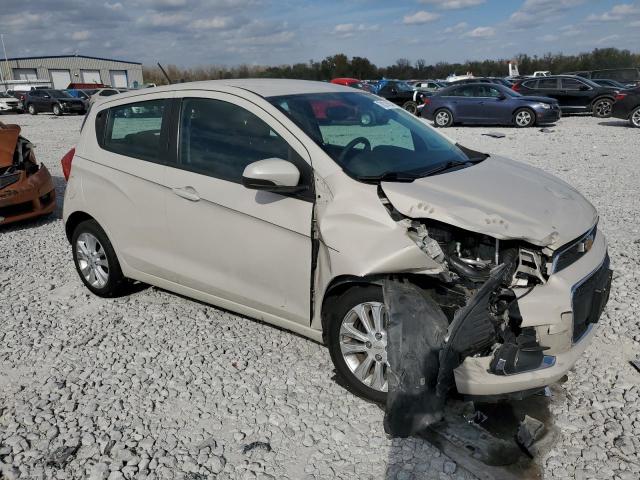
left=47, top=90, right=71, bottom=97
left=0, top=92, right=12, bottom=98
left=395, top=82, right=414, bottom=92
left=268, top=92, right=480, bottom=182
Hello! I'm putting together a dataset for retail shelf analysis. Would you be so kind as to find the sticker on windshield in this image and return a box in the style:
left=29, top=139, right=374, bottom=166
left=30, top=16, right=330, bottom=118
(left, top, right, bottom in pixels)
left=374, top=100, right=401, bottom=110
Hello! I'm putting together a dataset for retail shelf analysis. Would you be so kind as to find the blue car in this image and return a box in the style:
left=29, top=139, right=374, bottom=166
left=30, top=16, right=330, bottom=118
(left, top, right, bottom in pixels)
left=419, top=83, right=561, bottom=128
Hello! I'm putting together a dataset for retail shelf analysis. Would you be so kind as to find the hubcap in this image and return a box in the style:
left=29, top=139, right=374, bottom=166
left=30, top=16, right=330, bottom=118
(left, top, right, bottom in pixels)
left=595, top=100, right=612, bottom=117
left=435, top=111, right=449, bottom=126
left=516, top=111, right=532, bottom=126
left=76, top=232, right=109, bottom=288
left=632, top=109, right=640, bottom=127
left=339, top=302, right=388, bottom=392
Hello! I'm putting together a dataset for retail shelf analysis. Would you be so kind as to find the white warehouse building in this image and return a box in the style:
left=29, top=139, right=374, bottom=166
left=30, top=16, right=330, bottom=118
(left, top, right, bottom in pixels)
left=0, top=54, right=143, bottom=90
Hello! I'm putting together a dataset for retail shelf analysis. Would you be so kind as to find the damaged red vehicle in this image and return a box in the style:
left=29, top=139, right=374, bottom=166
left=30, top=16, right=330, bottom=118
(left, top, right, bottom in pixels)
left=0, top=122, right=56, bottom=226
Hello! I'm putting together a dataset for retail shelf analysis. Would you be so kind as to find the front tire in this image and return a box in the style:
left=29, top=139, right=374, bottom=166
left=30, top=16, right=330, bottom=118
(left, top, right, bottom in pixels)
left=514, top=108, right=535, bottom=128
left=327, top=285, right=388, bottom=403
left=592, top=98, right=613, bottom=118
left=53, top=104, right=62, bottom=116
left=402, top=101, right=418, bottom=115
left=27, top=104, right=37, bottom=115
left=433, top=108, right=453, bottom=127
left=630, top=106, right=640, bottom=128
left=71, top=219, right=129, bottom=297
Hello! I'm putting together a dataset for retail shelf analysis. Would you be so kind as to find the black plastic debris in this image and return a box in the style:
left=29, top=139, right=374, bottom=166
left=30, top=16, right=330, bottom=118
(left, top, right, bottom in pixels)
left=383, top=279, right=448, bottom=437
left=46, top=444, right=80, bottom=468
left=242, top=441, right=272, bottom=454
left=516, top=415, right=545, bottom=458
left=630, top=359, right=640, bottom=373
left=482, top=132, right=506, bottom=138
left=539, top=128, right=555, bottom=133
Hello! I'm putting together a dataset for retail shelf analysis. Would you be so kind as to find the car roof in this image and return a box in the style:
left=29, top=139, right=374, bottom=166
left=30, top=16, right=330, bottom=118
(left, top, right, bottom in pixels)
left=114, top=79, right=354, bottom=100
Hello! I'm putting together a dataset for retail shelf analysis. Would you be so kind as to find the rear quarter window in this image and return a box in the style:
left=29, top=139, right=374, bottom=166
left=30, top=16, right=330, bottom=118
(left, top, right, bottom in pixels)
left=98, top=99, right=169, bottom=163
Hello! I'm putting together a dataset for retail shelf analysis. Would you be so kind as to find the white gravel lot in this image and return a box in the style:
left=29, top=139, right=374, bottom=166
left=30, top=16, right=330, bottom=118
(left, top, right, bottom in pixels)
left=0, top=111, right=638, bottom=480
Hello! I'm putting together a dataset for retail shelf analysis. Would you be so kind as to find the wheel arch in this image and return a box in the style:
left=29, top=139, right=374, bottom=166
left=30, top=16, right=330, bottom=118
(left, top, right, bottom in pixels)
left=590, top=95, right=615, bottom=108
left=65, top=211, right=96, bottom=243
left=320, top=274, right=385, bottom=344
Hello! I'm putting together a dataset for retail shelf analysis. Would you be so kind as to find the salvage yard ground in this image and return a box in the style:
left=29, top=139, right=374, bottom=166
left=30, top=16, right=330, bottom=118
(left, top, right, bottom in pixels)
left=1, top=112, right=639, bottom=480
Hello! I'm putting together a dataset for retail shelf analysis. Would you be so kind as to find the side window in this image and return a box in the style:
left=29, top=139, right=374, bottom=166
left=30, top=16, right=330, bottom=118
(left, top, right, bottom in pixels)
left=522, top=80, right=538, bottom=89
left=101, top=99, right=167, bottom=162
left=561, top=78, right=585, bottom=90
left=456, top=86, right=476, bottom=97
left=537, top=78, right=558, bottom=89
left=179, top=98, right=298, bottom=185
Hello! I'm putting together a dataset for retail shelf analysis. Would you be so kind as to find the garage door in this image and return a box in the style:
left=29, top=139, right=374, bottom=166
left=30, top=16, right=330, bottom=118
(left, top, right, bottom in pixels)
left=50, top=69, right=71, bottom=89
left=109, top=70, right=128, bottom=88
left=13, top=68, right=38, bottom=81
left=81, top=70, right=102, bottom=84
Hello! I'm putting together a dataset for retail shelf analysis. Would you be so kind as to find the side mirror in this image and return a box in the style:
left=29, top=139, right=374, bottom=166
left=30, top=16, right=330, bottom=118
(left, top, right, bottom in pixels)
left=242, top=158, right=304, bottom=193
left=390, top=88, right=398, bottom=95
left=579, top=85, right=590, bottom=91
left=497, top=94, right=507, bottom=100
left=43, top=95, right=50, bottom=99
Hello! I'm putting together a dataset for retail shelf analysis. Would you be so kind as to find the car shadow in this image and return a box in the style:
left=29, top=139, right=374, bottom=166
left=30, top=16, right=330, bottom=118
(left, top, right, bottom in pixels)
left=598, top=120, right=631, bottom=128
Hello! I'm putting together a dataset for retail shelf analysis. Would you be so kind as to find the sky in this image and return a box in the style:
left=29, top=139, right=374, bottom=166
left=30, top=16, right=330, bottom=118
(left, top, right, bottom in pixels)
left=2, top=0, right=639, bottom=68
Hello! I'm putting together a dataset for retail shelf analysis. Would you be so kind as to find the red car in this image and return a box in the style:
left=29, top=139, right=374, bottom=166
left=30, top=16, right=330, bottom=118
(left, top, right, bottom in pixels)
left=330, top=78, right=374, bottom=92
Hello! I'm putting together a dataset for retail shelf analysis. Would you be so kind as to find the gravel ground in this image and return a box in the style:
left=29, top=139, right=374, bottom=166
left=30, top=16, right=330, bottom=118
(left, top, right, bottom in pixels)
left=0, top=112, right=638, bottom=480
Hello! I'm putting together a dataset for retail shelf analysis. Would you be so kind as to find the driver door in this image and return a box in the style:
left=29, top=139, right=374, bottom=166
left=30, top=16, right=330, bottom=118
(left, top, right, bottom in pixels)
left=164, top=91, right=315, bottom=325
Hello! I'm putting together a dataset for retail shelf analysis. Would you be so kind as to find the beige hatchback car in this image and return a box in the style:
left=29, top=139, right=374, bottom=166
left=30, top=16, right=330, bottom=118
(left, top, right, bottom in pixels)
left=63, top=79, right=611, bottom=403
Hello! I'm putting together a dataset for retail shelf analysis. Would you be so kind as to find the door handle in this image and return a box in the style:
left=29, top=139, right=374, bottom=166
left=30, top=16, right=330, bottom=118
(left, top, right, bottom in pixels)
left=172, top=186, right=200, bottom=202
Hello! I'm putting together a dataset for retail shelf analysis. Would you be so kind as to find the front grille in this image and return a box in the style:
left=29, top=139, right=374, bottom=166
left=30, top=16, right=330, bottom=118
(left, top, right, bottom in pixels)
left=572, top=253, right=612, bottom=342
left=553, top=224, right=597, bottom=273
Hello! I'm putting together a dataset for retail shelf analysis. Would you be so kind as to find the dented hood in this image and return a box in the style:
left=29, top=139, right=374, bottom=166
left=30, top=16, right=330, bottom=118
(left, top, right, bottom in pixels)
left=381, top=156, right=597, bottom=249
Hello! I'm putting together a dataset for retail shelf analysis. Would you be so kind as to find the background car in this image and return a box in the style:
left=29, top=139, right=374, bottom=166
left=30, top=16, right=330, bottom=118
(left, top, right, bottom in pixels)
left=611, top=88, right=640, bottom=128
left=591, top=79, right=633, bottom=89
left=88, top=88, right=125, bottom=106
left=447, top=77, right=513, bottom=88
left=23, top=89, right=86, bottom=115
left=409, top=80, right=446, bottom=92
left=512, top=75, right=618, bottom=117
left=420, top=83, right=560, bottom=127
left=0, top=92, right=22, bottom=113
left=330, top=78, right=374, bottom=92
left=374, top=80, right=419, bottom=114
left=564, top=67, right=640, bottom=86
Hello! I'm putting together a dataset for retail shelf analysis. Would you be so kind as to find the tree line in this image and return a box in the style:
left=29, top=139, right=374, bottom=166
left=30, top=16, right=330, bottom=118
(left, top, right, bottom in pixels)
left=142, top=48, right=640, bottom=85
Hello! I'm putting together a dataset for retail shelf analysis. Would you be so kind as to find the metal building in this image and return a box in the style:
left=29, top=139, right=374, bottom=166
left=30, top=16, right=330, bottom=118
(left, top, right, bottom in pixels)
left=0, top=55, right=143, bottom=90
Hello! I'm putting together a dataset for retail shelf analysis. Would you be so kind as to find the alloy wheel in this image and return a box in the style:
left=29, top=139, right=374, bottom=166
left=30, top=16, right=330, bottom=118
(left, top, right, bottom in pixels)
left=515, top=110, right=533, bottom=127
left=435, top=111, right=450, bottom=126
left=594, top=99, right=612, bottom=117
left=632, top=108, right=640, bottom=128
left=75, top=232, right=110, bottom=288
left=339, top=302, right=388, bottom=393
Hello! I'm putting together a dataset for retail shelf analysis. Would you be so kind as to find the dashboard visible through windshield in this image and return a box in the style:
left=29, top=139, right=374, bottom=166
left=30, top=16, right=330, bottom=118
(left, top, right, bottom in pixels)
left=268, top=92, right=482, bottom=182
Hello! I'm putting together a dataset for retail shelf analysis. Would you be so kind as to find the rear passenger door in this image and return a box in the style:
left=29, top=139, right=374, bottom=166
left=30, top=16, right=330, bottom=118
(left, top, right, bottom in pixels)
left=164, top=91, right=314, bottom=326
left=88, top=95, right=175, bottom=279
left=452, top=85, right=482, bottom=121
left=535, top=78, right=562, bottom=105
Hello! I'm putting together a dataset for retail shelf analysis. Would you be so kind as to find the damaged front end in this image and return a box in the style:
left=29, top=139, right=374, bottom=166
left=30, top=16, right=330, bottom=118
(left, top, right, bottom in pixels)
left=380, top=195, right=612, bottom=436
left=0, top=122, right=56, bottom=226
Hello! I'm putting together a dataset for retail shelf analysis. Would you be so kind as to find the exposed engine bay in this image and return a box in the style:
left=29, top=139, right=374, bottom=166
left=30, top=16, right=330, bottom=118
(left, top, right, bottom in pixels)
left=0, top=121, right=56, bottom=225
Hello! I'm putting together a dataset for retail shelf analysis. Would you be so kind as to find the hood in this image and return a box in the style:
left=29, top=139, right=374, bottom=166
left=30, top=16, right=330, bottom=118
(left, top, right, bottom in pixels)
left=381, top=156, right=597, bottom=249
left=517, top=95, right=558, bottom=104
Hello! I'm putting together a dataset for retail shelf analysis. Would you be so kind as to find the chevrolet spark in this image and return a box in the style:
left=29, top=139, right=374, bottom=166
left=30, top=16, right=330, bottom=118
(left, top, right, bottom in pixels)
left=62, top=79, right=612, bottom=403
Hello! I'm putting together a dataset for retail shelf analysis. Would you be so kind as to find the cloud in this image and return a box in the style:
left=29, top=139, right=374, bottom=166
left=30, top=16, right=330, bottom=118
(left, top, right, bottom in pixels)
left=332, top=23, right=380, bottom=37
left=630, top=19, right=640, bottom=26
left=542, top=34, right=558, bottom=42
left=403, top=10, right=440, bottom=25
left=71, top=30, right=91, bottom=41
left=587, top=3, right=639, bottom=21
left=464, top=26, right=495, bottom=37
left=104, top=1, right=123, bottom=10
left=418, top=0, right=485, bottom=9
left=138, top=12, right=186, bottom=27
left=444, top=21, right=468, bottom=33
left=192, top=16, right=233, bottom=29
left=595, top=34, right=621, bottom=45
left=560, top=24, right=582, bottom=36
left=508, top=0, right=586, bottom=28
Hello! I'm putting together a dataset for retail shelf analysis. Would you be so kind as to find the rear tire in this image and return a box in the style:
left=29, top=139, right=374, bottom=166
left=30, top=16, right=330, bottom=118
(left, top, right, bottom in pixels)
left=630, top=106, right=640, bottom=128
left=402, top=101, right=418, bottom=115
left=27, top=104, right=37, bottom=115
left=514, top=108, right=535, bottom=128
left=71, top=219, right=129, bottom=297
left=592, top=98, right=613, bottom=118
left=433, top=108, right=453, bottom=127
left=327, top=285, right=387, bottom=403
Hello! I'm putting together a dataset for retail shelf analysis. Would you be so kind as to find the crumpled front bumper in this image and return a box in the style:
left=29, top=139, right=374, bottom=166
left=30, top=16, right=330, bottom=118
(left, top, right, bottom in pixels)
left=454, top=229, right=610, bottom=396
left=0, top=166, right=56, bottom=226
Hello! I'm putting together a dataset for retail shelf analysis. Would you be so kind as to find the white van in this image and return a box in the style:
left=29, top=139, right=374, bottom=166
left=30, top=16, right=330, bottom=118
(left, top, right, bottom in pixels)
left=62, top=79, right=611, bottom=402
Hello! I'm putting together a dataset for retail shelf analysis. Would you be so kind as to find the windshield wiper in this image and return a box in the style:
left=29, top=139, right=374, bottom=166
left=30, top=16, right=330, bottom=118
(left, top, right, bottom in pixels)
left=358, top=171, right=418, bottom=183
left=420, top=158, right=483, bottom=177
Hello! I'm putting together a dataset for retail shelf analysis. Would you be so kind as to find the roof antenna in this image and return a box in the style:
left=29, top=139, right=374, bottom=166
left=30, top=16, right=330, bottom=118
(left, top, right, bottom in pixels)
left=157, top=62, right=172, bottom=84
